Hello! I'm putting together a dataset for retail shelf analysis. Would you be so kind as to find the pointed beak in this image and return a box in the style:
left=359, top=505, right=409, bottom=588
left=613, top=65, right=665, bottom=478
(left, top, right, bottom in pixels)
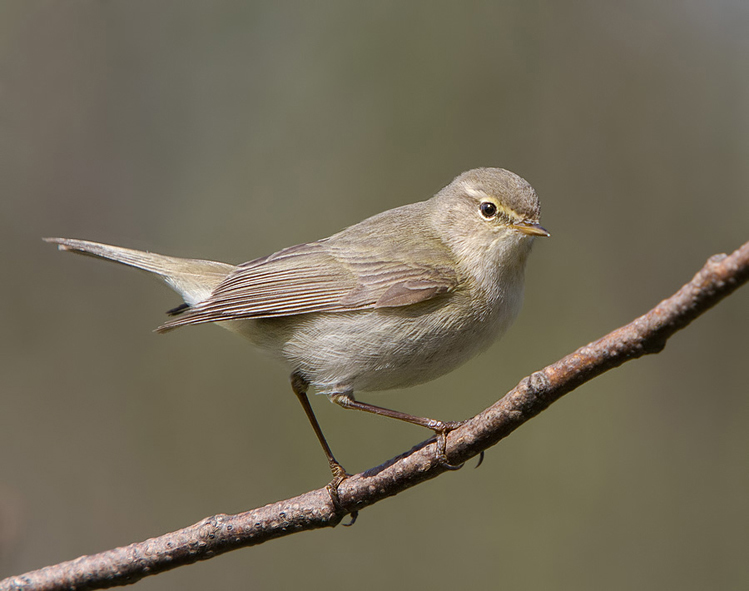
left=513, top=221, right=550, bottom=237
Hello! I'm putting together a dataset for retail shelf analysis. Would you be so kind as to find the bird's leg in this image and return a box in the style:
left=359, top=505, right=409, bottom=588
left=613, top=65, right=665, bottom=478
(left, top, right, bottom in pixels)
left=290, top=373, right=358, bottom=525
left=329, top=392, right=465, bottom=470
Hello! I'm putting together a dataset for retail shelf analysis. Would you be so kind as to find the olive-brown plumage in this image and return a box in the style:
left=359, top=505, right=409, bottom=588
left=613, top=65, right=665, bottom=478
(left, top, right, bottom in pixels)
left=46, top=167, right=548, bottom=479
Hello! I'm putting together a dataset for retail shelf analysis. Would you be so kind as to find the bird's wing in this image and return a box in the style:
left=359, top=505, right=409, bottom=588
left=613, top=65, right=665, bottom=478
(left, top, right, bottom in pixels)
left=157, top=240, right=458, bottom=331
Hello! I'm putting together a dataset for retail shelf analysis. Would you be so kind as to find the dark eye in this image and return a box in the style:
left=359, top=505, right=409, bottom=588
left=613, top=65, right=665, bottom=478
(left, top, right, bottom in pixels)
left=479, top=201, right=497, bottom=219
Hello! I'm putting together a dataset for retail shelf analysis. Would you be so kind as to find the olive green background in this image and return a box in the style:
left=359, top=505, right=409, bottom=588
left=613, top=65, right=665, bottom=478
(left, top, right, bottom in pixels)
left=1, top=2, right=748, bottom=589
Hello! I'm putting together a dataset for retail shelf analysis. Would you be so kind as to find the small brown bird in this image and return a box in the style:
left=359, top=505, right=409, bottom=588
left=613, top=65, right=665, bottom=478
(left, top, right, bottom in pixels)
left=46, top=167, right=548, bottom=486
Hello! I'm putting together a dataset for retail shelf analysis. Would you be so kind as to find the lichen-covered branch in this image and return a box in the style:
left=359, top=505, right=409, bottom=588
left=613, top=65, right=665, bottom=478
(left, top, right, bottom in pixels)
left=4, top=240, right=748, bottom=591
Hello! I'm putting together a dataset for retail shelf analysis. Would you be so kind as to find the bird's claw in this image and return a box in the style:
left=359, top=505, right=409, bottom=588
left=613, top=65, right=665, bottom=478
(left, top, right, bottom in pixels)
left=326, top=462, right=358, bottom=526
left=433, top=420, right=467, bottom=470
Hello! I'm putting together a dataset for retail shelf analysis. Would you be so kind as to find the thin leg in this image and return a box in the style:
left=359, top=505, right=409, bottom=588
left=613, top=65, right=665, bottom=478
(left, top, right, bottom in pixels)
left=290, top=373, right=348, bottom=481
left=291, top=373, right=358, bottom=525
left=329, top=393, right=465, bottom=469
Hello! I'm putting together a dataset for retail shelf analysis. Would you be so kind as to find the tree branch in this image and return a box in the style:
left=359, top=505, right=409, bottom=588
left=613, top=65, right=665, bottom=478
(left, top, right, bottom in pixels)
left=4, top=240, right=748, bottom=591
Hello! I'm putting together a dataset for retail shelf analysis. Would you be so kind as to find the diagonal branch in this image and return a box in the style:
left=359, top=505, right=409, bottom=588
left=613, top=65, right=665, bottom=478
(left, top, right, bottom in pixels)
left=4, top=240, right=748, bottom=591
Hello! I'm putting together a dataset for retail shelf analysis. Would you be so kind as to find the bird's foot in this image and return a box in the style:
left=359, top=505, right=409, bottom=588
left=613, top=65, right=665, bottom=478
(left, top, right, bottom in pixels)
left=430, top=420, right=468, bottom=470
left=325, top=460, right=358, bottom=526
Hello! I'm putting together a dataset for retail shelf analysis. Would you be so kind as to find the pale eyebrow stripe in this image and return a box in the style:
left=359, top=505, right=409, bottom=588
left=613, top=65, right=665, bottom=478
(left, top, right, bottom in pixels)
left=462, top=183, right=491, bottom=200
left=461, top=182, right=522, bottom=221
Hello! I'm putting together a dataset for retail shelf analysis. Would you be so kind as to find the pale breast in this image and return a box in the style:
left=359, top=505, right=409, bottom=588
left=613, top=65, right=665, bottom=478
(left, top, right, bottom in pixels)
left=225, top=274, right=524, bottom=395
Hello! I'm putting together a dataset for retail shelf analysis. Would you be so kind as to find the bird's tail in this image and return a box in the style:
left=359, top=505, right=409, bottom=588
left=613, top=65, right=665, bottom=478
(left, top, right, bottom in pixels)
left=44, top=238, right=235, bottom=308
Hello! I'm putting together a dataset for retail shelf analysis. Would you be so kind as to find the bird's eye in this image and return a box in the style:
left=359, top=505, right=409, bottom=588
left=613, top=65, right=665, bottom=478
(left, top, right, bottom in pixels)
left=479, top=201, right=498, bottom=219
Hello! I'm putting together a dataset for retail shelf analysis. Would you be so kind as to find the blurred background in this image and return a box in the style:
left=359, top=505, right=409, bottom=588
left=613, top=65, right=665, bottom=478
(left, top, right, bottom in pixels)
left=1, top=1, right=748, bottom=589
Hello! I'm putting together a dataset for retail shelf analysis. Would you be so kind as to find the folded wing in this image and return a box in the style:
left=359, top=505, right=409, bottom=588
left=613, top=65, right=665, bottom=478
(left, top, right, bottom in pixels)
left=157, top=239, right=458, bottom=331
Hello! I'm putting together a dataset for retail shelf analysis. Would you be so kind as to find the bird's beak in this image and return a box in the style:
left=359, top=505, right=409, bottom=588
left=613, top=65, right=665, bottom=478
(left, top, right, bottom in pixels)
left=513, top=221, right=550, bottom=237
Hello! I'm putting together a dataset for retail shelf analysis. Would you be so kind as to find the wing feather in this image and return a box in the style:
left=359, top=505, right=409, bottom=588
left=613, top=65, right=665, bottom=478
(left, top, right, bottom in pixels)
left=157, top=239, right=458, bottom=332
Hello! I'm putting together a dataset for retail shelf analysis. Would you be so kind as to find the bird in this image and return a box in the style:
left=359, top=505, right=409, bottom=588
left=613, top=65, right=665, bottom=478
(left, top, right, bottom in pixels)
left=45, top=167, right=549, bottom=491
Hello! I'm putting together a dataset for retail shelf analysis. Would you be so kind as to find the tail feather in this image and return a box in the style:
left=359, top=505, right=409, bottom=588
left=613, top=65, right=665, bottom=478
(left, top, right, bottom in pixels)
left=44, top=238, right=235, bottom=306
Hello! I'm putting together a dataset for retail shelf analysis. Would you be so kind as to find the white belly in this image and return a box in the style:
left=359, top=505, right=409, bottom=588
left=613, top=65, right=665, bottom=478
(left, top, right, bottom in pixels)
left=224, top=279, right=524, bottom=396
